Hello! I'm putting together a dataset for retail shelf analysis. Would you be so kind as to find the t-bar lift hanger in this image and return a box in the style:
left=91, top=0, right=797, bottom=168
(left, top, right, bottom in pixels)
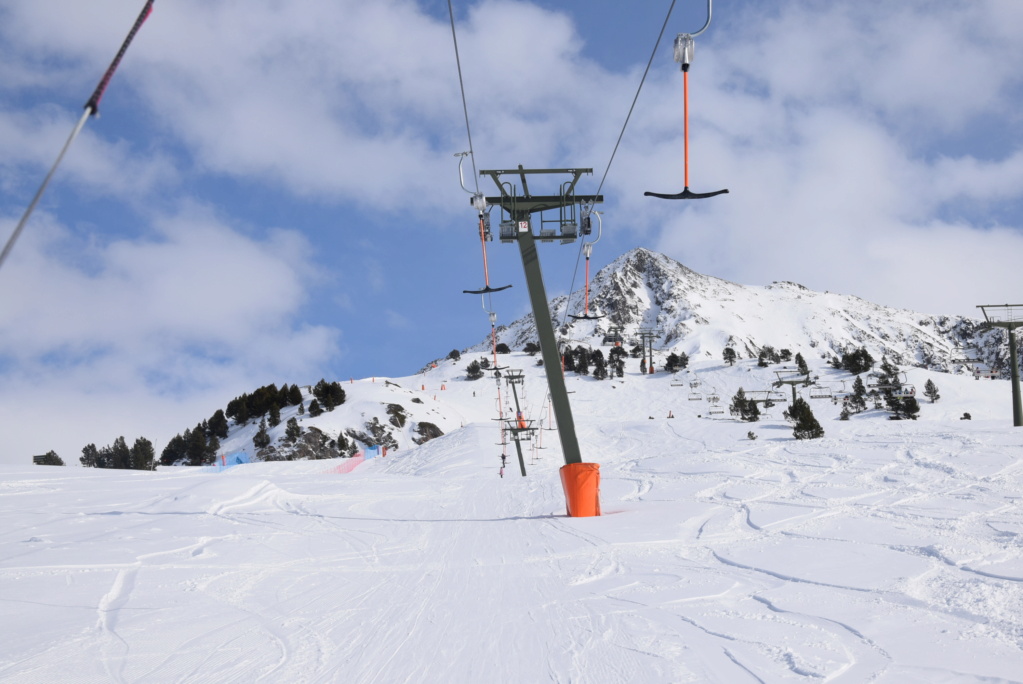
left=569, top=206, right=604, bottom=321
left=457, top=152, right=513, bottom=296
left=645, top=0, right=729, bottom=201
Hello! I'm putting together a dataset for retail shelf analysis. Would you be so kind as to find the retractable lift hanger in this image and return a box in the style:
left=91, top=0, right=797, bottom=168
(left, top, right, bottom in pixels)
left=484, top=309, right=510, bottom=375
left=645, top=0, right=729, bottom=201
left=569, top=206, right=605, bottom=321
left=457, top=152, right=512, bottom=296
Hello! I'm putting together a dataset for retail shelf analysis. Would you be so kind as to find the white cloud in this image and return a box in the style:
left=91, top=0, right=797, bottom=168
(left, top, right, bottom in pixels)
left=0, top=206, right=340, bottom=462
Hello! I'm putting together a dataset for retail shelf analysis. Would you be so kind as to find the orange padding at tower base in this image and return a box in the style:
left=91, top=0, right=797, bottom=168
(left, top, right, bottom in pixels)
left=560, top=463, right=601, bottom=517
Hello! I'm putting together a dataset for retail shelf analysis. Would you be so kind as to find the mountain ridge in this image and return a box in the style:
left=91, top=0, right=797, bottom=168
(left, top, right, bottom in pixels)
left=473, top=247, right=1012, bottom=377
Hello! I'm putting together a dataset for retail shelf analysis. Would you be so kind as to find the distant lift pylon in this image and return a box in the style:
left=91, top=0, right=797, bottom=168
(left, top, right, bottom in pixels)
left=645, top=0, right=729, bottom=201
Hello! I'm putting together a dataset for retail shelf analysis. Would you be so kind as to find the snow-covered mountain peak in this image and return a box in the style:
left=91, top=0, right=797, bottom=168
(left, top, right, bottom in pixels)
left=483, top=248, right=1014, bottom=376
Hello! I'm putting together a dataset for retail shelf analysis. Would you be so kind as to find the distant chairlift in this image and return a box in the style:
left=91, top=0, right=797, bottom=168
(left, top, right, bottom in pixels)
left=808, top=384, right=833, bottom=399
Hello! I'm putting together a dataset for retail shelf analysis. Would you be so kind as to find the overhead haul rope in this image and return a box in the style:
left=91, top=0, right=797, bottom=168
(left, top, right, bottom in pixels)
left=559, top=0, right=678, bottom=328
left=449, top=2, right=510, bottom=302
left=0, top=0, right=155, bottom=273
left=448, top=1, right=513, bottom=474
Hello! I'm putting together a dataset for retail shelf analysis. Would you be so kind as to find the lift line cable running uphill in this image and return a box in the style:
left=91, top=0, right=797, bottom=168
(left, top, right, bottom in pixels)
left=559, top=0, right=679, bottom=330
left=0, top=0, right=155, bottom=274
left=645, top=0, right=729, bottom=201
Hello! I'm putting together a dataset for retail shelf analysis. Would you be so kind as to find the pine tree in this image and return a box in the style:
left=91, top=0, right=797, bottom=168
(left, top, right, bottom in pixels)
left=848, top=376, right=868, bottom=413
left=730, top=388, right=747, bottom=417
left=447, top=349, right=461, bottom=360
left=563, top=349, right=576, bottom=372
left=37, top=450, right=65, bottom=466
left=268, top=403, right=281, bottom=427
left=495, top=343, right=511, bottom=354
left=96, top=445, right=114, bottom=469
left=723, top=347, right=737, bottom=366
left=285, top=417, right=302, bottom=443
left=298, top=401, right=305, bottom=415
left=206, top=435, right=220, bottom=464
left=186, top=427, right=208, bottom=466
left=841, top=347, right=875, bottom=375
left=665, top=353, right=681, bottom=373
left=608, top=346, right=626, bottom=378
left=924, top=379, right=940, bottom=403
left=786, top=397, right=825, bottom=439
left=676, top=351, right=689, bottom=370
left=80, top=443, right=100, bottom=468
left=730, top=388, right=760, bottom=422
left=308, top=399, right=324, bottom=417
left=253, top=417, right=271, bottom=449
left=129, top=437, right=155, bottom=470
left=111, top=436, right=131, bottom=470
left=574, top=346, right=590, bottom=375
left=288, top=384, right=303, bottom=406
left=208, top=409, right=230, bottom=439
left=159, top=433, right=189, bottom=466
left=277, top=383, right=292, bottom=408
left=795, top=352, right=809, bottom=376
left=466, top=360, right=484, bottom=380
left=591, top=349, right=608, bottom=380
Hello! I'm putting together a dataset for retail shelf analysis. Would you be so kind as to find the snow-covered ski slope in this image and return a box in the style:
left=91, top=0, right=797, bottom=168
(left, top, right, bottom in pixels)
left=2, top=352, right=1023, bottom=682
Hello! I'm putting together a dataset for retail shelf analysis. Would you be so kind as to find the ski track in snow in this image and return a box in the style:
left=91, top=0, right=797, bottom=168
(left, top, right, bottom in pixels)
left=2, top=353, right=1023, bottom=682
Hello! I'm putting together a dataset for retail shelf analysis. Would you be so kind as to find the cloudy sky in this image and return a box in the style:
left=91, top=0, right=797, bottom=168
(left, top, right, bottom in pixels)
left=1, top=0, right=1021, bottom=464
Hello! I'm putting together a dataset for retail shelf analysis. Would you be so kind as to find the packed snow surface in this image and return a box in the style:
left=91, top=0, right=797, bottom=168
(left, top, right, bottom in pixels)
left=2, top=353, right=1023, bottom=682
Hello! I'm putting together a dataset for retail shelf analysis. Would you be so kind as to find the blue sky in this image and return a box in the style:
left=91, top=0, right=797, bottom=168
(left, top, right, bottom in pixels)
left=2, top=0, right=1022, bottom=463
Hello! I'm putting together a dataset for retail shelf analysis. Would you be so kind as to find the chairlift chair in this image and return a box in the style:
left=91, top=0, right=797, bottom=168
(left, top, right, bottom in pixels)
left=688, top=391, right=703, bottom=401
left=808, top=385, right=833, bottom=399
left=891, top=385, right=917, bottom=399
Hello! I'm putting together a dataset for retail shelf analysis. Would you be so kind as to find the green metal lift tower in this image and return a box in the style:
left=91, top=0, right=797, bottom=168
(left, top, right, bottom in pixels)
left=977, top=304, right=1023, bottom=427
left=480, top=167, right=603, bottom=465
